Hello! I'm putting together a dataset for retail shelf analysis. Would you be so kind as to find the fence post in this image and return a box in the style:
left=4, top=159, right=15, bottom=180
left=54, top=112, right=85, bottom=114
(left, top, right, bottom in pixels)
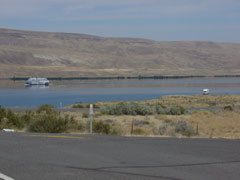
left=131, top=119, right=134, bottom=135
left=196, top=123, right=199, bottom=135
left=90, top=104, right=93, bottom=134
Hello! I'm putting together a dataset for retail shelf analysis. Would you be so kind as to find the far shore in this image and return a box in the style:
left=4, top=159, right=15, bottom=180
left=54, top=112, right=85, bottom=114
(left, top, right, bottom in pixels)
left=2, top=74, right=240, bottom=81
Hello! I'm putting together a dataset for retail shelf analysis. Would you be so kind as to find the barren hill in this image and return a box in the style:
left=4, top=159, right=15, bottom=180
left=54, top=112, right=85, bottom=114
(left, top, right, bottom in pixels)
left=0, top=28, right=240, bottom=78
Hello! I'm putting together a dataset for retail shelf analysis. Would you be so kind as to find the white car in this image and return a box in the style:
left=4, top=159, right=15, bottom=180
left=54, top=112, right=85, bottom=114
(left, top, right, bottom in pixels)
left=203, top=89, right=209, bottom=95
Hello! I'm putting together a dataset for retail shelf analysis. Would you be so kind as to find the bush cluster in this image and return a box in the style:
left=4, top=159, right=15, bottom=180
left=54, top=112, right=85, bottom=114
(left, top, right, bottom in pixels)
left=72, top=103, right=100, bottom=109
left=100, top=102, right=155, bottom=115
left=93, top=120, right=111, bottom=134
left=0, top=105, right=79, bottom=133
left=82, top=112, right=89, bottom=118
left=0, top=106, right=25, bottom=130
left=0, top=105, right=121, bottom=134
left=28, top=105, right=78, bottom=133
left=101, top=102, right=187, bottom=116
left=157, top=120, right=195, bottom=137
left=224, top=105, right=233, bottom=111
left=90, top=120, right=119, bottom=135
left=1, top=102, right=189, bottom=136
left=156, top=104, right=187, bottom=115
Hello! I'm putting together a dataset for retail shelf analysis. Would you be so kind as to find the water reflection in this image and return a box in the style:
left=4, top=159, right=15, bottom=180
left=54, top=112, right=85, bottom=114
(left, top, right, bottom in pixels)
left=25, top=85, right=49, bottom=89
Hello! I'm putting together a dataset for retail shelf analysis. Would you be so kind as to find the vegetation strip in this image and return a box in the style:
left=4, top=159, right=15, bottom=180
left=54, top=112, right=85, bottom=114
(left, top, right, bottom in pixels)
left=1, top=95, right=240, bottom=138
left=23, top=134, right=86, bottom=139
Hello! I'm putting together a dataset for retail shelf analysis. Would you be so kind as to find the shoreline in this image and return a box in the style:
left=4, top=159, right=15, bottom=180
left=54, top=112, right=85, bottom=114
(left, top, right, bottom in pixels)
left=4, top=74, right=240, bottom=81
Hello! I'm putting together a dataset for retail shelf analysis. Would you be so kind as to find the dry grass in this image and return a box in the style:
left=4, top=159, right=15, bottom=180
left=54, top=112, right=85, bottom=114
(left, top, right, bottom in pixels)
left=136, top=95, right=240, bottom=108
left=94, top=95, right=240, bottom=109
left=85, top=110, right=240, bottom=139
left=64, top=111, right=159, bottom=136
left=64, top=95, right=240, bottom=138
left=188, top=110, right=240, bottom=139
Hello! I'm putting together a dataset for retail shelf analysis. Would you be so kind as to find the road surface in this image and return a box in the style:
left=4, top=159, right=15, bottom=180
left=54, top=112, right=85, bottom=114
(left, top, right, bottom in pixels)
left=0, top=132, right=240, bottom=180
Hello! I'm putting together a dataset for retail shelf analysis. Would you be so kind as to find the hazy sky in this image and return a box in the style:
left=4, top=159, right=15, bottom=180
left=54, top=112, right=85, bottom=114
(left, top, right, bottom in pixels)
left=0, top=0, right=240, bottom=42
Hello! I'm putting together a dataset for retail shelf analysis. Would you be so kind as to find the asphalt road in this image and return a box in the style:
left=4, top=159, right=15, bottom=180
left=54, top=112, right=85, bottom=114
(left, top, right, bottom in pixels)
left=0, top=132, right=240, bottom=180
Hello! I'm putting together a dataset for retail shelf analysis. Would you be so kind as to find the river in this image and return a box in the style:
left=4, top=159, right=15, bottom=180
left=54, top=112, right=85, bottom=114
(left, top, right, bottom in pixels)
left=0, top=77, right=240, bottom=107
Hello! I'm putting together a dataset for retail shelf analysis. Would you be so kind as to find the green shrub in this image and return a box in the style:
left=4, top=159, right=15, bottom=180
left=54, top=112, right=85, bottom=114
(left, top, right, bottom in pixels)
left=82, top=112, right=89, bottom=118
left=101, top=102, right=155, bottom=116
left=76, top=122, right=86, bottom=131
left=156, top=104, right=166, bottom=114
left=6, top=109, right=25, bottom=129
left=156, top=104, right=186, bottom=115
left=157, top=120, right=195, bottom=137
left=28, top=105, right=66, bottom=132
left=0, top=106, right=6, bottom=120
left=224, top=105, right=233, bottom=111
left=174, top=120, right=195, bottom=137
left=91, top=120, right=121, bottom=135
left=73, top=103, right=100, bottom=109
left=93, top=120, right=111, bottom=134
left=72, top=104, right=85, bottom=108
left=101, top=104, right=122, bottom=115
left=28, top=108, right=73, bottom=133
left=168, top=106, right=186, bottom=115
left=101, top=103, right=188, bottom=116
left=169, top=106, right=182, bottom=115
left=0, top=105, right=82, bottom=132
left=37, top=104, right=55, bottom=114
left=0, top=107, right=25, bottom=130
left=158, top=124, right=168, bottom=135
left=135, top=104, right=155, bottom=115
left=28, top=112, right=68, bottom=133
left=0, top=118, right=8, bottom=130
left=21, top=110, right=34, bottom=125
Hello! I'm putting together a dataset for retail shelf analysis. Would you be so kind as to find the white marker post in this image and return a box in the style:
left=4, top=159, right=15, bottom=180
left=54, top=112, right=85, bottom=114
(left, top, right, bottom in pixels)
left=89, top=104, right=93, bottom=134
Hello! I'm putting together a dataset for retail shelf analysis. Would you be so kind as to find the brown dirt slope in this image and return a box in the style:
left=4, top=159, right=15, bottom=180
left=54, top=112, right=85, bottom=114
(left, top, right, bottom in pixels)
left=1, top=28, right=240, bottom=78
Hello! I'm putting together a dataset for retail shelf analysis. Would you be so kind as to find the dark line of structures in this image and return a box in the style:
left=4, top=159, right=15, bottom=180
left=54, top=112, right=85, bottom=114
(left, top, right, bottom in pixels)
left=6, top=74, right=240, bottom=81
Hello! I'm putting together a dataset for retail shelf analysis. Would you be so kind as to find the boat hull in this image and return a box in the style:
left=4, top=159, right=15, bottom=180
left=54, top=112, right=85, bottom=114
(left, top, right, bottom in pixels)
left=25, top=78, right=50, bottom=86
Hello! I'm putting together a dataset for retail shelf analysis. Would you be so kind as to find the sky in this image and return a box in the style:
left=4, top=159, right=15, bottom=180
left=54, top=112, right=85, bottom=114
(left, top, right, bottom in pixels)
left=0, top=0, right=240, bottom=42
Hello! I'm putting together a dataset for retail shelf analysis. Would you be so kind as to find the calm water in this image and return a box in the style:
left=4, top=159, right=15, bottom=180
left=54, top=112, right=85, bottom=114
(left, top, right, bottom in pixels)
left=0, top=78, right=240, bottom=107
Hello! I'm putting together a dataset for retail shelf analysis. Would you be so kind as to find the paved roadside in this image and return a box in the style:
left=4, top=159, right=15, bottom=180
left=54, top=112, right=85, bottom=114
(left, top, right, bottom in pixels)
left=1, top=132, right=240, bottom=180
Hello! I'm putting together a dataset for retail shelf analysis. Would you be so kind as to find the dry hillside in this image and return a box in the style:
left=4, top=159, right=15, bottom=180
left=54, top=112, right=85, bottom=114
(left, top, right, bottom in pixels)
left=0, top=28, right=240, bottom=78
